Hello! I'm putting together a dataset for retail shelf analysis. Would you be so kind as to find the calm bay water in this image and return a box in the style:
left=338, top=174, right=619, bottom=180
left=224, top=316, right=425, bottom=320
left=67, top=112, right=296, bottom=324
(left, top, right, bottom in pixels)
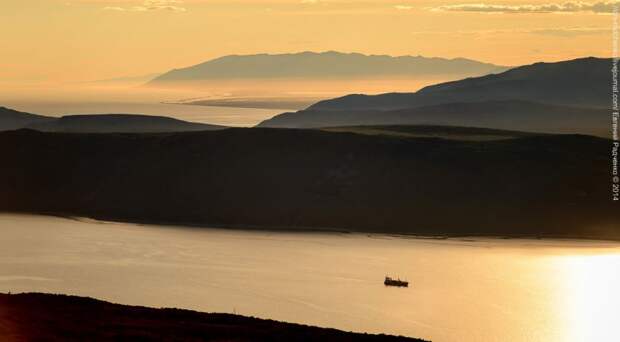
left=1, top=214, right=619, bottom=342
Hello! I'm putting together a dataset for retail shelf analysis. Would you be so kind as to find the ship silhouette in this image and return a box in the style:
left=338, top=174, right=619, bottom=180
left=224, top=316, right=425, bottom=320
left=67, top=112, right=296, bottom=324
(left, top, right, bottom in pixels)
left=384, top=276, right=408, bottom=287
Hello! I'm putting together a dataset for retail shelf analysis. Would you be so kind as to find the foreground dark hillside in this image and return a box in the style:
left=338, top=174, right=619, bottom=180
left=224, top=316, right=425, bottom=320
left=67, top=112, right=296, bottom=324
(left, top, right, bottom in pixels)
left=0, top=293, right=423, bottom=341
left=0, top=128, right=617, bottom=239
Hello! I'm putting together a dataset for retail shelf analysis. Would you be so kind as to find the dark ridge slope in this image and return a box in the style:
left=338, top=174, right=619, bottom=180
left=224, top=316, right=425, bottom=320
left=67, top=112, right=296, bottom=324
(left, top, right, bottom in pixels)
left=0, top=106, right=54, bottom=131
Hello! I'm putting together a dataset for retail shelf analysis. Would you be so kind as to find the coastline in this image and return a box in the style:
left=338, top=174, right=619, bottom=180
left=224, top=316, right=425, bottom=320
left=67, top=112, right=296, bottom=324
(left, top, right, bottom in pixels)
left=164, top=96, right=324, bottom=111
left=6, top=210, right=620, bottom=243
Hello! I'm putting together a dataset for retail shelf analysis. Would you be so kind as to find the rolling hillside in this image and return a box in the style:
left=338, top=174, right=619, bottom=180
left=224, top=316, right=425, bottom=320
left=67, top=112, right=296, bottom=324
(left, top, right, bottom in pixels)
left=0, top=128, right=616, bottom=239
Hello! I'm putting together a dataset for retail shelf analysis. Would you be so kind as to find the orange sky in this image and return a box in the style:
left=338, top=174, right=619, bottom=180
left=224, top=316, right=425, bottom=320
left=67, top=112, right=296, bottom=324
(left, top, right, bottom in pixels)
left=0, top=0, right=613, bottom=83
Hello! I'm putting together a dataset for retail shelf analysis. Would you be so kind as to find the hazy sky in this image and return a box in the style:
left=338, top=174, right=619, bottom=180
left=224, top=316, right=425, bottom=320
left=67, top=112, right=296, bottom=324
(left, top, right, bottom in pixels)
left=0, top=0, right=613, bottom=83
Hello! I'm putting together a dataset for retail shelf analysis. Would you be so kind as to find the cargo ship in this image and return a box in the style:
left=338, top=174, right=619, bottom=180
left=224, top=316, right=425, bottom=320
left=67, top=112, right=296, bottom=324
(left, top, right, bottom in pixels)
left=384, top=276, right=409, bottom=287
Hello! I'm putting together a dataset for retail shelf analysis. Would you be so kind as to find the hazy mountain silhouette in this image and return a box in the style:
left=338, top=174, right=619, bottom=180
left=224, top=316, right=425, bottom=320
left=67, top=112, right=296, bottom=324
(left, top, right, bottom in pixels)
left=148, top=51, right=507, bottom=84
left=259, top=100, right=608, bottom=137
left=0, top=107, right=225, bottom=133
left=309, top=57, right=608, bottom=110
left=0, top=106, right=55, bottom=131
left=1, top=128, right=616, bottom=239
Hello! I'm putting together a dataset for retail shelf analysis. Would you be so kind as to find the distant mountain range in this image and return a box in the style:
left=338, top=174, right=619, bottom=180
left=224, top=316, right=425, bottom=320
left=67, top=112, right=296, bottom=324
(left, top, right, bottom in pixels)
left=148, top=51, right=508, bottom=84
left=309, top=57, right=608, bottom=110
left=1, top=128, right=616, bottom=239
left=0, top=107, right=224, bottom=133
left=4, top=57, right=610, bottom=136
left=259, top=57, right=610, bottom=136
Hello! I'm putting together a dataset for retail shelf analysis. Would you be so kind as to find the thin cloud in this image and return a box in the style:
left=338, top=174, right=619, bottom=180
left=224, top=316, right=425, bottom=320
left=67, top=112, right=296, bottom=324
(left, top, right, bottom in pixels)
left=394, top=5, right=413, bottom=10
left=529, top=26, right=609, bottom=36
left=103, top=0, right=186, bottom=12
left=411, top=26, right=609, bottom=37
left=432, top=1, right=619, bottom=14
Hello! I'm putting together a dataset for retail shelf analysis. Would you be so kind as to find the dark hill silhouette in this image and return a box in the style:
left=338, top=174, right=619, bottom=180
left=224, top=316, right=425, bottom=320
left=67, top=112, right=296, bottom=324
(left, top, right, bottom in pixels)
left=0, top=293, right=424, bottom=341
left=0, top=106, right=54, bottom=131
left=258, top=100, right=608, bottom=137
left=148, top=51, right=507, bottom=84
left=27, top=114, right=225, bottom=133
left=309, top=57, right=609, bottom=111
left=0, top=128, right=616, bottom=239
left=0, top=107, right=225, bottom=133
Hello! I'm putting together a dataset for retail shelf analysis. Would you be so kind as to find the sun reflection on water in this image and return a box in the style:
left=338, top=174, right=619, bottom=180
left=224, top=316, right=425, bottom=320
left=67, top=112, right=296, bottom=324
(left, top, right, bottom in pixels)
left=554, top=253, right=620, bottom=342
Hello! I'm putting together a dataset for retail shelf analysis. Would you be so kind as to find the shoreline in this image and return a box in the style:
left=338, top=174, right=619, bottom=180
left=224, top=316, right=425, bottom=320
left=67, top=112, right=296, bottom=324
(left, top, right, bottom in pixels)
left=5, top=210, right=619, bottom=243
left=164, top=98, right=319, bottom=111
